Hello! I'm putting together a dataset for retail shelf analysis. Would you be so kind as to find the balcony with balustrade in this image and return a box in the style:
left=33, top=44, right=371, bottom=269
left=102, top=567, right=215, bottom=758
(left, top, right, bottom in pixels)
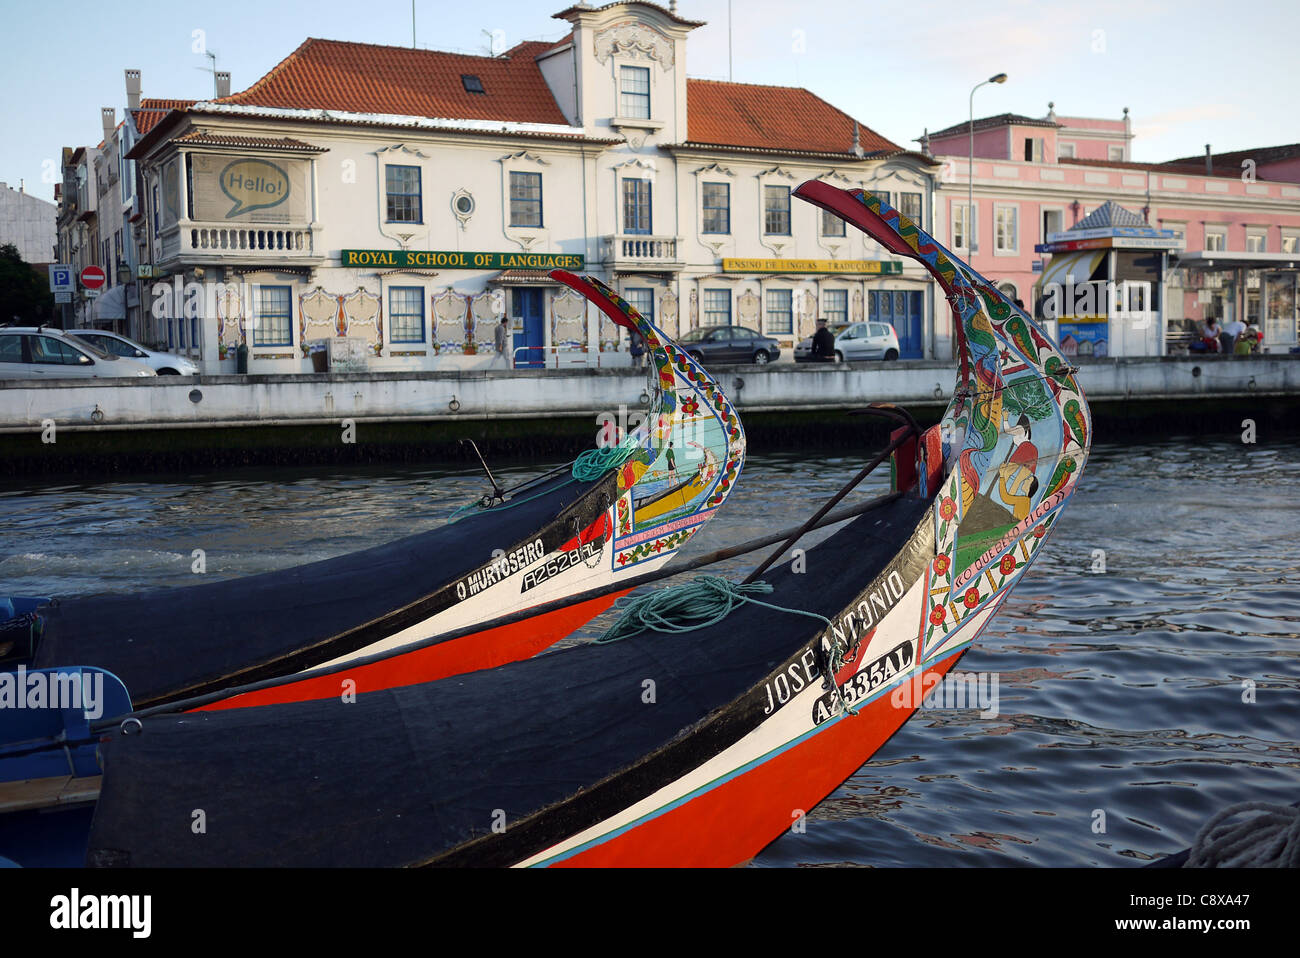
left=600, top=234, right=685, bottom=272
left=158, top=220, right=325, bottom=271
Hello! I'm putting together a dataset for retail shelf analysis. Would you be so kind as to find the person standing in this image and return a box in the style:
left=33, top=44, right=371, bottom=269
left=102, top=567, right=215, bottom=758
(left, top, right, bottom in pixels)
left=1221, top=315, right=1246, bottom=356
left=810, top=318, right=836, bottom=362
left=495, top=318, right=511, bottom=368
left=629, top=329, right=646, bottom=370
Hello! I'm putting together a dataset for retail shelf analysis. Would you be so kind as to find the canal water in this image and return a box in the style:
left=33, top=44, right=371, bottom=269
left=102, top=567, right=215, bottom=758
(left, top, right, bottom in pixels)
left=2, top=435, right=1297, bottom=866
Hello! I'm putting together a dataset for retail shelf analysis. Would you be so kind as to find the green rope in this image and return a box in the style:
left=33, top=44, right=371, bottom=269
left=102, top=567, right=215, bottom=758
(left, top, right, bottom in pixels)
left=596, top=574, right=859, bottom=716
left=597, top=574, right=833, bottom=643
left=571, top=444, right=640, bottom=482
left=446, top=442, right=642, bottom=524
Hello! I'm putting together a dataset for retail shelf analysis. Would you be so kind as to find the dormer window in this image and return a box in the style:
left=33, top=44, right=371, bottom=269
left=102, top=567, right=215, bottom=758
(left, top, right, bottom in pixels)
left=620, top=66, right=650, bottom=119
left=461, top=74, right=485, bottom=94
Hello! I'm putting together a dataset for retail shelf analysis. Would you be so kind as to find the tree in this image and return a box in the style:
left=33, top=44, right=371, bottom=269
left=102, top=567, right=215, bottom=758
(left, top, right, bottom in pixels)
left=0, top=243, right=54, bottom=325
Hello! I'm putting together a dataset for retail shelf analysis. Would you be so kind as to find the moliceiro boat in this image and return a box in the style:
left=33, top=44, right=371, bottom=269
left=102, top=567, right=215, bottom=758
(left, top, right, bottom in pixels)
left=0, top=271, right=743, bottom=716
left=80, top=183, right=1089, bottom=867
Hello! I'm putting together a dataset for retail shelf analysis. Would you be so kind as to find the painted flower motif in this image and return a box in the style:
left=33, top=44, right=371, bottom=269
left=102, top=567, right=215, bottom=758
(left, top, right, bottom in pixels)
left=939, top=497, right=956, bottom=520
left=963, top=587, right=981, bottom=609
left=933, top=554, right=950, bottom=575
left=681, top=398, right=700, bottom=415
left=929, top=606, right=946, bottom=626
left=1033, top=525, right=1046, bottom=539
left=999, top=554, right=1017, bottom=575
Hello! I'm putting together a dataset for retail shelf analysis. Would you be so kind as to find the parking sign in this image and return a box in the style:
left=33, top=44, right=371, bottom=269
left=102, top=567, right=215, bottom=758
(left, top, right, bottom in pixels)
left=49, top=264, right=74, bottom=294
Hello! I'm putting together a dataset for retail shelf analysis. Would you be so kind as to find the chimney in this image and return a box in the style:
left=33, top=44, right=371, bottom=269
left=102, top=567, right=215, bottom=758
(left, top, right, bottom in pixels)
left=101, top=107, right=116, bottom=143
left=215, top=71, right=231, bottom=98
left=1205, top=144, right=1213, bottom=175
left=125, top=69, right=141, bottom=111
left=921, top=128, right=931, bottom=157
left=852, top=121, right=864, bottom=158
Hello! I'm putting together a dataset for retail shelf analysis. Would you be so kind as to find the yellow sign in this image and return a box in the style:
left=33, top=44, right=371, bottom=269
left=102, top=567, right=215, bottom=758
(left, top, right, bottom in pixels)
left=721, top=258, right=902, bottom=275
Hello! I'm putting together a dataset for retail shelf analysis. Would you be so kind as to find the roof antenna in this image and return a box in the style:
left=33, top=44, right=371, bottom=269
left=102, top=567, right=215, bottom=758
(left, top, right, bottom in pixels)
left=411, top=0, right=417, bottom=48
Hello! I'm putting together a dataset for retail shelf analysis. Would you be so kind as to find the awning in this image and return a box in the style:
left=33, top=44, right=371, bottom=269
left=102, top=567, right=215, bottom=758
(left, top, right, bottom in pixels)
left=1035, top=250, right=1106, bottom=291
left=92, top=283, right=128, bottom=321
left=488, top=269, right=563, bottom=285
left=1171, top=251, right=1300, bottom=271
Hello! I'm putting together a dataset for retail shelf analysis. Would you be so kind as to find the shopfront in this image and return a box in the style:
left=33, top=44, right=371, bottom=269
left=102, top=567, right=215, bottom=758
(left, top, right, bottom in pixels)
left=1168, top=252, right=1299, bottom=354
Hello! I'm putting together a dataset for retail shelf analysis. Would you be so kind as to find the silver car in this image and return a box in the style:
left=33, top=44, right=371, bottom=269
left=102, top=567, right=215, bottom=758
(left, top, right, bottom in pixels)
left=0, top=327, right=157, bottom=379
left=70, top=329, right=199, bottom=376
left=794, top=321, right=901, bottom=363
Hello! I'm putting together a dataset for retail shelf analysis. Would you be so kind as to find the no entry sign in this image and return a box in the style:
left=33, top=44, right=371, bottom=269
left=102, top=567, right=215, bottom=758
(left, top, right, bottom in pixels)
left=80, top=265, right=107, bottom=290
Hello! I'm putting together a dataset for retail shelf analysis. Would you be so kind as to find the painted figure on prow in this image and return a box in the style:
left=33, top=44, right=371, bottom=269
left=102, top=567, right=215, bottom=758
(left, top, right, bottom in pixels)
left=996, top=413, right=1040, bottom=521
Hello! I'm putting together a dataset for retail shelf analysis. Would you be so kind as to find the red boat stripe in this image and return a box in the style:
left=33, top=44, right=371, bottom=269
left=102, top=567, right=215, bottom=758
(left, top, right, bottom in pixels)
left=533, top=644, right=969, bottom=867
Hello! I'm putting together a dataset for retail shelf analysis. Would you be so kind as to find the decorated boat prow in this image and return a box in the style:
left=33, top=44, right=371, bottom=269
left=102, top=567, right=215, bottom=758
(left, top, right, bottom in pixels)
left=3, top=273, right=743, bottom=715
left=79, top=184, right=1088, bottom=868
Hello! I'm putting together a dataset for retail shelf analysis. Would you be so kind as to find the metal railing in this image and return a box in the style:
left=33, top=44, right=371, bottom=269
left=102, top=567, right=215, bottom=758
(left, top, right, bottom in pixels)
left=510, top=345, right=625, bottom=369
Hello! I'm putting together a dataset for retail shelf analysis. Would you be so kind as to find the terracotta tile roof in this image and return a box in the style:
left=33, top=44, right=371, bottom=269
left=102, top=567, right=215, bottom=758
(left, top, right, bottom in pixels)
left=1059, top=156, right=1235, bottom=179
left=683, top=79, right=900, bottom=157
left=218, top=37, right=571, bottom=125
left=1163, top=143, right=1300, bottom=169
left=132, top=99, right=196, bottom=134
left=927, top=113, right=1060, bottom=139
left=172, top=131, right=325, bottom=152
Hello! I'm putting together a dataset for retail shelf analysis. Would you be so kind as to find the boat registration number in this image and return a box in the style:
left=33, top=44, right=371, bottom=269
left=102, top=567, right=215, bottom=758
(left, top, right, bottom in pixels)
left=811, top=640, right=914, bottom=726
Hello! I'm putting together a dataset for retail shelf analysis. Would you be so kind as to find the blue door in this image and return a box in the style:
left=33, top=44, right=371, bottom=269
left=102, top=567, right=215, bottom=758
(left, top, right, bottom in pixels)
left=870, top=289, right=923, bottom=359
left=511, top=288, right=545, bottom=368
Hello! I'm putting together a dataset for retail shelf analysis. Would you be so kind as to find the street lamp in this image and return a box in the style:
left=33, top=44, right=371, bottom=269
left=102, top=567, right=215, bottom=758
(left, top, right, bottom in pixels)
left=968, top=72, right=1007, bottom=255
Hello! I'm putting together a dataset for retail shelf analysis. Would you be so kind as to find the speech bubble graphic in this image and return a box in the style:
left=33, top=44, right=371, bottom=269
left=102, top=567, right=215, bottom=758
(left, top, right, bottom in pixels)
left=220, top=158, right=290, bottom=218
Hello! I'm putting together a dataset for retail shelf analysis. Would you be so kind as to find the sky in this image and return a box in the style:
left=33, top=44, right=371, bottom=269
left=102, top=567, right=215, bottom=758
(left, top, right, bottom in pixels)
left=3, top=0, right=1296, bottom=204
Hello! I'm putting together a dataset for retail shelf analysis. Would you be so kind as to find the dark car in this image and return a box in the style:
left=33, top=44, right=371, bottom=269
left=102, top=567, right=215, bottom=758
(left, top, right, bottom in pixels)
left=678, top=325, right=781, bottom=365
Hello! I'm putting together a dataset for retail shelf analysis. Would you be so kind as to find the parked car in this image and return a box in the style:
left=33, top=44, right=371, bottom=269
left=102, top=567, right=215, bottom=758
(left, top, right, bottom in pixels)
left=678, top=325, right=782, bottom=365
left=0, top=327, right=157, bottom=379
left=794, top=321, right=900, bottom=363
left=69, top=329, right=199, bottom=375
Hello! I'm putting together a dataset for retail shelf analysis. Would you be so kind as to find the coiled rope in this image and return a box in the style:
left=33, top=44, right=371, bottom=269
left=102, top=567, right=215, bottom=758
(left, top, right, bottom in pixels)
left=597, top=574, right=856, bottom=714
left=1185, top=801, right=1300, bottom=868
left=447, top=443, right=642, bottom=523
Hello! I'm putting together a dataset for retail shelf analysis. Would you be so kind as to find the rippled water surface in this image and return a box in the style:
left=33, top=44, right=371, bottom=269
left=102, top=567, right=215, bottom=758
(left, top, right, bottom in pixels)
left=2, top=436, right=1297, bottom=866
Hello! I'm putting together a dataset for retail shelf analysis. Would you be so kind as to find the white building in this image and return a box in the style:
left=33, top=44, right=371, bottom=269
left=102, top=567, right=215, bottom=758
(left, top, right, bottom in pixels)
left=0, top=181, right=56, bottom=268
left=126, top=2, right=943, bottom=374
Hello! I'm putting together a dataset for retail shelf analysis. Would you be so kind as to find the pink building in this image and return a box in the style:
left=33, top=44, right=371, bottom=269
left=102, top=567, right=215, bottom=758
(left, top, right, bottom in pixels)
left=923, top=108, right=1300, bottom=355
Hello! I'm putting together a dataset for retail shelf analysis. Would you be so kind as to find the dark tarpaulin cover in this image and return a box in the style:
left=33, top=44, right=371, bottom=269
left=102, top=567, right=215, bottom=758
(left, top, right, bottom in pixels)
left=34, top=473, right=606, bottom=706
left=86, top=497, right=933, bottom=867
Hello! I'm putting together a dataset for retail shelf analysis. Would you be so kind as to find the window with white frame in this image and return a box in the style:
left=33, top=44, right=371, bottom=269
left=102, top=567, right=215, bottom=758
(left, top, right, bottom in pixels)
left=622, top=178, right=652, bottom=235
left=898, top=192, right=923, bottom=228
left=1023, top=138, right=1044, bottom=163
left=1205, top=227, right=1227, bottom=252
left=624, top=287, right=654, bottom=323
left=1164, top=222, right=1186, bottom=248
left=1108, top=145, right=1124, bottom=162
left=1246, top=231, right=1267, bottom=253
left=952, top=202, right=975, bottom=250
left=254, top=285, right=293, bottom=347
left=385, top=164, right=422, bottom=223
left=619, top=66, right=651, bottom=119
left=764, top=185, right=791, bottom=235
left=823, top=289, right=848, bottom=324
left=389, top=286, right=425, bottom=343
left=703, top=288, right=731, bottom=325
left=1282, top=234, right=1299, bottom=254
left=821, top=208, right=845, bottom=237
left=1058, top=141, right=1076, bottom=159
left=509, top=171, right=543, bottom=227
left=702, top=182, right=730, bottom=234
left=764, top=288, right=793, bottom=334
left=994, top=205, right=1018, bottom=253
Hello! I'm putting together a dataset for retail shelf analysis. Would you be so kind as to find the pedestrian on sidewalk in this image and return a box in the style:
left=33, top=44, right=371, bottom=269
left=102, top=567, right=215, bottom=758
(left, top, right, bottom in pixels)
left=629, top=329, right=646, bottom=370
left=1221, top=316, right=1246, bottom=356
left=495, top=318, right=511, bottom=368
left=810, top=318, right=836, bottom=362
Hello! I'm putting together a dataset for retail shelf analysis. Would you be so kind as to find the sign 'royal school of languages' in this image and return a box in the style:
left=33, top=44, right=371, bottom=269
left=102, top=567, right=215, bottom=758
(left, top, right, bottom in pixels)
left=340, top=250, right=586, bottom=270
